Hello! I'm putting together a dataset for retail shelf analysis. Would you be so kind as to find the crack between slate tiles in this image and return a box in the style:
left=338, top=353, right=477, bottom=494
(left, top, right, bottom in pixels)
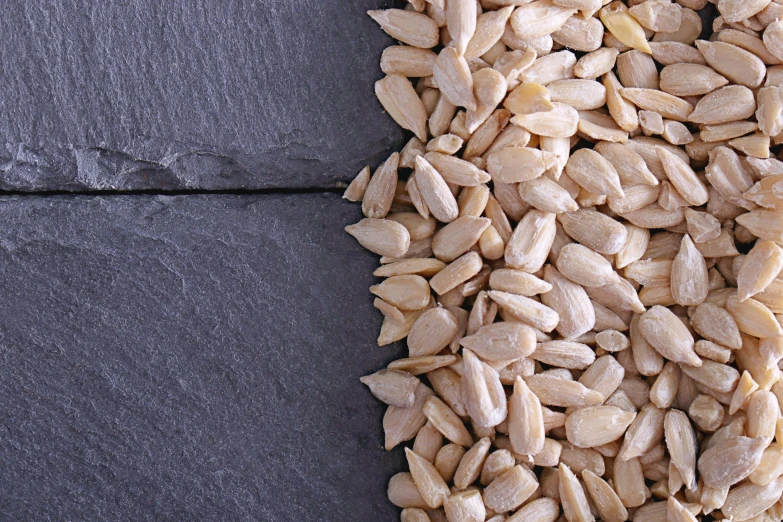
left=0, top=187, right=345, bottom=198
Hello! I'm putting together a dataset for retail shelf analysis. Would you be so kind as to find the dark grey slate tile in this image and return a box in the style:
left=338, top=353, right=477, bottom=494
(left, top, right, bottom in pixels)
left=0, top=0, right=405, bottom=191
left=0, top=193, right=404, bottom=521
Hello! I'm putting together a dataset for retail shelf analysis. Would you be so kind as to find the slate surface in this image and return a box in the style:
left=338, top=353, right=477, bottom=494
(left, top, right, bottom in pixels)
left=0, top=193, right=405, bottom=521
left=0, top=0, right=404, bottom=191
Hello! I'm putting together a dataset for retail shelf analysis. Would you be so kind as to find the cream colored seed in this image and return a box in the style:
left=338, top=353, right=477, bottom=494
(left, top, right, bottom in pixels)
left=671, top=234, right=709, bottom=306
left=433, top=47, right=477, bottom=111
left=616, top=50, right=659, bottom=89
left=511, top=103, right=579, bottom=138
left=599, top=2, right=652, bottom=54
left=619, top=88, right=694, bottom=122
left=558, top=463, right=595, bottom=522
left=367, top=9, right=440, bottom=49
left=574, top=47, right=619, bottom=80
left=376, top=74, right=429, bottom=141
left=509, top=1, right=576, bottom=39
left=695, top=40, right=766, bottom=89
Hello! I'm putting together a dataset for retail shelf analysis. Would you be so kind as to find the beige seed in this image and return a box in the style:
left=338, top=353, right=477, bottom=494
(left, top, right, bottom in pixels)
left=511, top=103, right=579, bottom=138
left=462, top=349, right=508, bottom=428
left=616, top=50, right=659, bottom=89
left=346, top=218, right=411, bottom=258
left=717, top=0, right=771, bottom=23
left=726, top=294, right=783, bottom=338
left=578, top=110, right=630, bottom=143
left=413, top=421, right=444, bottom=463
left=388, top=355, right=457, bottom=376
left=415, top=156, right=459, bottom=223
left=748, top=444, right=783, bottom=486
left=509, top=1, right=577, bottom=39
left=432, top=216, right=491, bottom=262
left=434, top=47, right=477, bottom=111
left=519, top=175, right=579, bottom=214
left=721, top=477, right=783, bottom=521
left=616, top=224, right=650, bottom=269
left=489, top=269, right=552, bottom=297
left=764, top=20, right=783, bottom=64
left=429, top=252, right=483, bottom=296
left=443, top=490, right=485, bottom=522
left=730, top=370, right=760, bottom=415
left=541, top=265, right=596, bottom=339
left=684, top=209, right=721, bottom=243
left=453, top=437, right=491, bottom=489
left=505, top=210, right=557, bottom=272
left=599, top=2, right=652, bottom=54
left=408, top=308, right=459, bottom=357
left=389, top=472, right=429, bottom=509
left=480, top=449, right=515, bottom=486
left=695, top=340, right=731, bottom=364
left=659, top=63, right=728, bottom=97
left=460, top=321, right=537, bottom=361
left=487, top=147, right=556, bottom=183
left=618, top=403, right=665, bottom=461
left=466, top=69, right=508, bottom=133
left=566, top=406, right=636, bottom=448
left=560, top=209, right=628, bottom=255
left=689, top=85, right=757, bottom=126
left=384, top=383, right=435, bottom=451
left=381, top=46, right=438, bottom=78
left=729, top=132, right=771, bottom=159
left=400, top=508, right=431, bottom=522
left=594, top=141, right=658, bottom=187
left=423, top=396, right=473, bottom=448
left=565, top=148, right=624, bottom=198
left=405, top=447, right=451, bottom=509
left=532, top=340, right=596, bottom=370
left=664, top=409, right=697, bottom=491
left=667, top=497, right=697, bottom=522
left=649, top=41, right=706, bottom=66
left=582, top=470, right=628, bottom=522
left=518, top=50, right=577, bottom=86
left=525, top=374, right=604, bottom=408
left=661, top=120, right=693, bottom=145
left=508, top=376, right=545, bottom=456
left=688, top=394, right=724, bottom=432
left=638, top=305, right=702, bottom=366
left=556, top=243, right=618, bottom=288
left=559, top=463, right=595, bottom=522
left=736, top=209, right=783, bottom=242
left=445, top=0, right=476, bottom=57
left=425, top=134, right=464, bottom=155
left=639, top=110, right=664, bottom=136
left=614, top=457, right=648, bottom=507
left=374, top=258, right=446, bottom=278
left=483, top=465, right=539, bottom=514
left=603, top=70, right=640, bottom=133
left=343, top=166, right=371, bottom=202
left=737, top=240, right=783, bottom=302
left=552, top=15, right=604, bottom=53
left=575, top=47, right=619, bottom=80
left=371, top=275, right=431, bottom=311
left=376, top=74, right=429, bottom=141
left=628, top=0, right=682, bottom=32
left=505, top=497, right=560, bottom=522
left=671, top=234, right=709, bottom=306
left=652, top=5, right=701, bottom=45
left=579, top=354, right=626, bottom=400
left=367, top=9, right=440, bottom=49
left=361, top=369, right=421, bottom=408
left=620, top=88, right=694, bottom=122
left=595, top=330, right=630, bottom=353
left=465, top=6, right=514, bottom=61
left=696, top=40, right=766, bottom=89
left=747, top=390, right=778, bottom=442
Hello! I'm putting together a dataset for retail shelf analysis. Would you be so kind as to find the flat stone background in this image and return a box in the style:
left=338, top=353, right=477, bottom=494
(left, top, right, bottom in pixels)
left=0, top=0, right=410, bottom=520
left=0, top=194, right=405, bottom=521
left=0, top=0, right=404, bottom=191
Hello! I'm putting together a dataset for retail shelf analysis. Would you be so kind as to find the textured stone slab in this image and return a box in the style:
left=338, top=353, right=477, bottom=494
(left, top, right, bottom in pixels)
left=0, top=0, right=404, bottom=191
left=0, top=193, right=404, bottom=520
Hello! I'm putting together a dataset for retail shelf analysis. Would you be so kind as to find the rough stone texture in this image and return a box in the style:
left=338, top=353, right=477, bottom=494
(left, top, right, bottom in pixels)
left=0, top=0, right=404, bottom=191
left=0, top=193, right=405, bottom=520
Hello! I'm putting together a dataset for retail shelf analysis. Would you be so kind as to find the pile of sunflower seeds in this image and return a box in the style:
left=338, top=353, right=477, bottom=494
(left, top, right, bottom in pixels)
left=344, top=0, right=783, bottom=520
